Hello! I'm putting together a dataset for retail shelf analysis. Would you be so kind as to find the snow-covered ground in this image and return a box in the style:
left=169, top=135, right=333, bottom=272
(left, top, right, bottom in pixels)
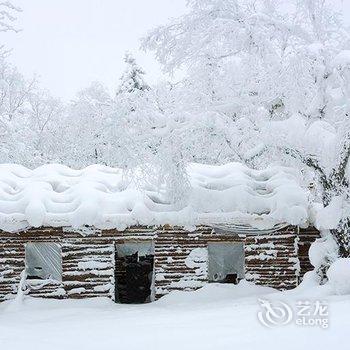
left=0, top=279, right=349, bottom=350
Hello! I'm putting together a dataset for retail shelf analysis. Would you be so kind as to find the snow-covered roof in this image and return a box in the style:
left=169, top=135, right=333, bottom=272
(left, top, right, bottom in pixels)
left=0, top=163, right=309, bottom=232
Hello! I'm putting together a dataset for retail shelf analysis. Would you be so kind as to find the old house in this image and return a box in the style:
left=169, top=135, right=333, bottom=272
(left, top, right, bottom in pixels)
left=0, top=163, right=319, bottom=303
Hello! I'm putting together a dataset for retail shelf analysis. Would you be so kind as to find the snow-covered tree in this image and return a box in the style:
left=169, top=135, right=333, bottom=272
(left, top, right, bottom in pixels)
left=266, top=51, right=350, bottom=259
left=0, top=58, right=37, bottom=163
left=116, top=53, right=149, bottom=95
left=26, top=89, right=64, bottom=165
left=1, top=0, right=350, bottom=270
left=59, top=81, right=113, bottom=167
left=0, top=1, right=21, bottom=57
left=142, top=0, right=350, bottom=262
left=0, top=1, right=21, bottom=33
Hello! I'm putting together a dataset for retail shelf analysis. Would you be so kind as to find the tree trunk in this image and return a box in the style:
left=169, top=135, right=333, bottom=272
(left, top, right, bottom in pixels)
left=330, top=218, right=350, bottom=258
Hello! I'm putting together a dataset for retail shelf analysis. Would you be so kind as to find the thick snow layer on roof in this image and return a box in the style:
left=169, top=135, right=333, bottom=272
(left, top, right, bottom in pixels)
left=0, top=163, right=308, bottom=232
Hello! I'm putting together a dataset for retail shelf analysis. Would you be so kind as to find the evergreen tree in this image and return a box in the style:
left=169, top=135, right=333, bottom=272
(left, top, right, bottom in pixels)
left=117, top=52, right=150, bottom=95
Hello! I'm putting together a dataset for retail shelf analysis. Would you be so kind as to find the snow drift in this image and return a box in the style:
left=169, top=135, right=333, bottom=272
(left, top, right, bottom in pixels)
left=327, top=258, right=350, bottom=295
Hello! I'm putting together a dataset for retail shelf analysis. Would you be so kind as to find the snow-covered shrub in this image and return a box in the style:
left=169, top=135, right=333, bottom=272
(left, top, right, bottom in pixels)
left=327, top=258, right=350, bottom=295
left=295, top=270, right=321, bottom=291
left=309, top=235, right=338, bottom=283
left=309, top=235, right=338, bottom=270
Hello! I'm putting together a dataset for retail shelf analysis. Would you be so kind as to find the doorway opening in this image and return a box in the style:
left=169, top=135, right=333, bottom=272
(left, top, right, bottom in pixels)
left=115, top=242, right=154, bottom=304
left=208, top=243, right=244, bottom=284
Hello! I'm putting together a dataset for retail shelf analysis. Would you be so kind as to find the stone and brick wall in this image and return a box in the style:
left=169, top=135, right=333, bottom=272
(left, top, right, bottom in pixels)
left=0, top=225, right=319, bottom=301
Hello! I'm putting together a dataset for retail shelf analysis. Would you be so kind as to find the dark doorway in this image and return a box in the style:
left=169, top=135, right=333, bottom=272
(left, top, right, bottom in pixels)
left=115, top=242, right=154, bottom=304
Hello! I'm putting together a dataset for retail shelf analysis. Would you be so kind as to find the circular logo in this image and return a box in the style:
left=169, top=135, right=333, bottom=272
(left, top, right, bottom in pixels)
left=257, top=298, right=293, bottom=327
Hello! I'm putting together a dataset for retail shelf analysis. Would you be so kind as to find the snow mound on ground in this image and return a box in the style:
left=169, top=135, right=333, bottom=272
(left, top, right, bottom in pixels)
left=295, top=271, right=321, bottom=289
left=327, top=258, right=350, bottom=295
left=0, top=162, right=308, bottom=231
left=155, top=280, right=276, bottom=305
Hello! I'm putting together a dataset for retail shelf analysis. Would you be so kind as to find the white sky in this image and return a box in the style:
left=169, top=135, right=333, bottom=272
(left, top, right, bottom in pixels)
left=2, top=0, right=187, bottom=100
left=2, top=0, right=350, bottom=100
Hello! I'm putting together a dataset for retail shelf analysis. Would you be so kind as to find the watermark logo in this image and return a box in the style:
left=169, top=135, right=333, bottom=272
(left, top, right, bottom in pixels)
left=295, top=300, right=329, bottom=329
left=257, top=299, right=293, bottom=327
left=257, top=299, right=329, bottom=329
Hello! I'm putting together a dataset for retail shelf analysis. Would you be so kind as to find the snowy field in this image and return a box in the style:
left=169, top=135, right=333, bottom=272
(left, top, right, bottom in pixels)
left=0, top=280, right=349, bottom=350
